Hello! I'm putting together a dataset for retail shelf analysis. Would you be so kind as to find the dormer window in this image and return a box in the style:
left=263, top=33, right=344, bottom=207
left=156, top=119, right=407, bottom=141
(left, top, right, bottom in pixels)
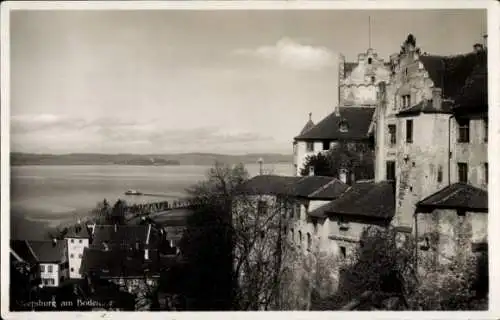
left=339, top=120, right=349, bottom=133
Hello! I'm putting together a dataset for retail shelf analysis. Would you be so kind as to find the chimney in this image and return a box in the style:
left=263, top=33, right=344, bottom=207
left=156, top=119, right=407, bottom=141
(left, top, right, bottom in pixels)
left=114, top=224, right=117, bottom=232
left=473, top=43, right=484, bottom=53
left=432, top=88, right=442, bottom=110
left=308, top=166, right=315, bottom=176
left=334, top=105, right=341, bottom=117
left=52, top=238, right=57, bottom=247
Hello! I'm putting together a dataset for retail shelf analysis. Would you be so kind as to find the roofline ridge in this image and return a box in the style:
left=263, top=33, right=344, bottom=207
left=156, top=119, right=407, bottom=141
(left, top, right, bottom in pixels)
left=416, top=183, right=457, bottom=205
left=308, top=178, right=341, bottom=197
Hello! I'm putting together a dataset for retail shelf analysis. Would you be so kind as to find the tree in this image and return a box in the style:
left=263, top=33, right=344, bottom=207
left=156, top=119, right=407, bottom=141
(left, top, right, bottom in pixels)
left=111, top=199, right=127, bottom=225
left=178, top=162, right=299, bottom=310
left=310, top=226, right=488, bottom=310
left=300, top=141, right=374, bottom=183
left=92, top=199, right=112, bottom=224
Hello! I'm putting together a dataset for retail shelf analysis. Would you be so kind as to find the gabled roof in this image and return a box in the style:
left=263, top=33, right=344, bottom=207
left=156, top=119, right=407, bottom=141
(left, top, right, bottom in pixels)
left=91, top=225, right=152, bottom=248
left=293, top=176, right=339, bottom=197
left=236, top=175, right=348, bottom=200
left=64, top=224, right=92, bottom=239
left=396, top=99, right=453, bottom=117
left=25, top=240, right=66, bottom=263
left=420, top=52, right=478, bottom=100
left=10, top=240, right=38, bottom=264
left=453, top=50, right=488, bottom=114
left=294, top=107, right=375, bottom=141
left=236, top=175, right=302, bottom=196
left=308, top=178, right=349, bottom=200
left=299, top=119, right=315, bottom=136
left=309, top=180, right=395, bottom=220
left=416, top=183, right=487, bottom=212
left=80, top=247, right=171, bottom=278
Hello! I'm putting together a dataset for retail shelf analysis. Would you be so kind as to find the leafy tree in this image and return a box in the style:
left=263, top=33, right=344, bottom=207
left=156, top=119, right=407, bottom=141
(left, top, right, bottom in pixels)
left=178, top=162, right=298, bottom=310
left=300, top=142, right=374, bottom=183
left=92, top=199, right=112, bottom=224
left=111, top=199, right=127, bottom=225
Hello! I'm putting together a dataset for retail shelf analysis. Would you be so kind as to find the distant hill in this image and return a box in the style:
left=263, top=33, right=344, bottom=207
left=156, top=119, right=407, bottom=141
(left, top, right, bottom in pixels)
left=11, top=152, right=293, bottom=166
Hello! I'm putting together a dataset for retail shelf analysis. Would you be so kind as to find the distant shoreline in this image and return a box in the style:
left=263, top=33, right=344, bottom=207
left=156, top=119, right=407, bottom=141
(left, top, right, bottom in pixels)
left=11, top=152, right=293, bottom=167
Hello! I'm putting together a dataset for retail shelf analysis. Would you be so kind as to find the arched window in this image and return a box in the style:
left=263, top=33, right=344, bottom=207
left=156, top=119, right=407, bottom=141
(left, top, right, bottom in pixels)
left=298, top=231, right=303, bottom=248
left=307, top=233, right=312, bottom=251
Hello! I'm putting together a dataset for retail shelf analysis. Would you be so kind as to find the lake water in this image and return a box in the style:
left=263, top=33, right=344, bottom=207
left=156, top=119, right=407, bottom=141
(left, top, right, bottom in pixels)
left=10, top=163, right=293, bottom=240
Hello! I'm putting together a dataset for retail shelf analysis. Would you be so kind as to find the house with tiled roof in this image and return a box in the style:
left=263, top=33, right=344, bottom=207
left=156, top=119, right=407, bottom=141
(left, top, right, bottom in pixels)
left=293, top=47, right=391, bottom=177
left=372, top=34, right=488, bottom=272
left=309, top=180, right=395, bottom=259
left=236, top=174, right=349, bottom=254
left=11, top=240, right=68, bottom=287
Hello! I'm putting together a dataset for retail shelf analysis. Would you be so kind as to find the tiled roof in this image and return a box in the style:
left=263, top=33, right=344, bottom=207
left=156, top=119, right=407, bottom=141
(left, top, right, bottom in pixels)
left=64, top=224, right=92, bottom=239
left=308, top=178, right=349, bottom=200
left=309, top=181, right=395, bottom=219
left=453, top=50, right=488, bottom=113
left=299, top=119, right=315, bottom=135
left=236, top=175, right=348, bottom=199
left=26, top=240, right=66, bottom=263
left=91, top=225, right=151, bottom=249
left=294, top=107, right=375, bottom=141
left=80, top=248, right=171, bottom=278
left=236, top=175, right=301, bottom=196
left=396, top=99, right=453, bottom=117
left=420, top=52, right=478, bottom=100
left=293, top=176, right=337, bottom=197
left=416, top=183, right=487, bottom=212
left=10, top=240, right=38, bottom=264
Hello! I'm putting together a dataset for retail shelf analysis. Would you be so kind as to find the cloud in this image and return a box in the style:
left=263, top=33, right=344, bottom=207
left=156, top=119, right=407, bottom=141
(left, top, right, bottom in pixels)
left=233, top=37, right=336, bottom=71
left=10, top=114, right=279, bottom=154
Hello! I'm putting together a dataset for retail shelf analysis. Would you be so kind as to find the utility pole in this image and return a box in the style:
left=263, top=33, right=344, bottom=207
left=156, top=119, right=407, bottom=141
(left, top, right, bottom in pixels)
left=258, top=158, right=264, bottom=175
left=368, top=15, right=372, bottom=49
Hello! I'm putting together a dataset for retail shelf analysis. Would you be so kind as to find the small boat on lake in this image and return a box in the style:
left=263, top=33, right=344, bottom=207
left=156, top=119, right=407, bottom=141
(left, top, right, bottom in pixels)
left=125, top=189, right=143, bottom=196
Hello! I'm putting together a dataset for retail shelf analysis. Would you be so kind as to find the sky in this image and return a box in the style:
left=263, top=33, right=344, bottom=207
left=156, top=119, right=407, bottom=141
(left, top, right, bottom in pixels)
left=10, top=9, right=486, bottom=155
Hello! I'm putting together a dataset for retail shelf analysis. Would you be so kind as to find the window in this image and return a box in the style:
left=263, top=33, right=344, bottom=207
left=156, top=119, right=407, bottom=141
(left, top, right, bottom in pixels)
left=388, top=125, right=396, bottom=146
left=322, top=141, right=330, bottom=151
left=307, top=233, right=312, bottom=252
left=290, top=228, right=294, bottom=241
left=371, top=76, right=376, bottom=84
left=306, top=142, right=314, bottom=152
left=48, top=278, right=55, bottom=285
left=70, top=254, right=74, bottom=258
left=368, top=57, right=372, bottom=65
left=47, top=265, right=53, bottom=273
left=78, top=254, right=83, bottom=259
left=257, top=200, right=268, bottom=216
left=70, top=267, right=74, bottom=272
left=458, top=162, right=468, bottom=183
left=485, top=163, right=488, bottom=184
left=437, top=165, right=443, bottom=183
left=340, top=246, right=347, bottom=258
left=406, top=120, right=413, bottom=143
left=70, top=239, right=74, bottom=243
left=402, top=95, right=410, bottom=108
left=484, top=119, right=488, bottom=142
left=339, top=121, right=349, bottom=133
left=386, top=161, right=396, bottom=181
left=43, top=279, right=48, bottom=285
left=298, top=231, right=302, bottom=248
left=79, top=239, right=82, bottom=244
left=457, top=118, right=470, bottom=143
left=40, top=265, right=45, bottom=272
